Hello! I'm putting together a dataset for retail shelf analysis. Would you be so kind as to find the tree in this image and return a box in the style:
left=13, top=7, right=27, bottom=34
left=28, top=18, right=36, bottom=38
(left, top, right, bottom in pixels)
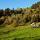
left=15, top=8, right=23, bottom=14
left=0, top=9, right=4, bottom=17
left=5, top=8, right=11, bottom=16
left=10, top=8, right=14, bottom=13
left=31, top=1, right=40, bottom=9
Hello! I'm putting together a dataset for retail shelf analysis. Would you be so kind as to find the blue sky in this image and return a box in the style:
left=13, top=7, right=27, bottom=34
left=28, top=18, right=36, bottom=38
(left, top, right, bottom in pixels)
left=0, top=0, right=40, bottom=9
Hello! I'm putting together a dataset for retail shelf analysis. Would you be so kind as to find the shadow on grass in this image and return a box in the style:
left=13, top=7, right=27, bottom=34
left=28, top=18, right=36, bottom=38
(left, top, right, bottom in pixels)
left=13, top=36, right=40, bottom=40
left=0, top=24, right=6, bottom=28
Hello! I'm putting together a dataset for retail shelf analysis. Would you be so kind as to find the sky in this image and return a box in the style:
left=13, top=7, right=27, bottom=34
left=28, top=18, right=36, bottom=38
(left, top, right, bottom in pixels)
left=0, top=0, right=40, bottom=9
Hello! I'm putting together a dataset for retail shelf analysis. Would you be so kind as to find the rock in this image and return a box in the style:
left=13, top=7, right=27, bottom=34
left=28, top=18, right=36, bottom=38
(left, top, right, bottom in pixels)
left=31, top=23, right=40, bottom=28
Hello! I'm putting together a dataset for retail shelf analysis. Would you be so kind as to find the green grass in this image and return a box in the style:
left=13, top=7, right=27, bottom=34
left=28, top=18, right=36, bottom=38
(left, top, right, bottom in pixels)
left=0, top=24, right=40, bottom=40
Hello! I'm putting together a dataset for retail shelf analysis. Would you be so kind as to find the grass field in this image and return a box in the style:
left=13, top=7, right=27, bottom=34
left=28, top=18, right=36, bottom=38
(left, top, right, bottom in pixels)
left=0, top=23, right=40, bottom=40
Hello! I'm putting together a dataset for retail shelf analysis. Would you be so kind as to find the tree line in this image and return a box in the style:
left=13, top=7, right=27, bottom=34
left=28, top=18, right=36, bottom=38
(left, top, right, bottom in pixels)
left=0, top=1, right=40, bottom=27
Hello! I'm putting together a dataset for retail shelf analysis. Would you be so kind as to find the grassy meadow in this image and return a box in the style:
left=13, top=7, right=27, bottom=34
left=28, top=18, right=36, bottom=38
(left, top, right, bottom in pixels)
left=0, top=23, right=40, bottom=40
